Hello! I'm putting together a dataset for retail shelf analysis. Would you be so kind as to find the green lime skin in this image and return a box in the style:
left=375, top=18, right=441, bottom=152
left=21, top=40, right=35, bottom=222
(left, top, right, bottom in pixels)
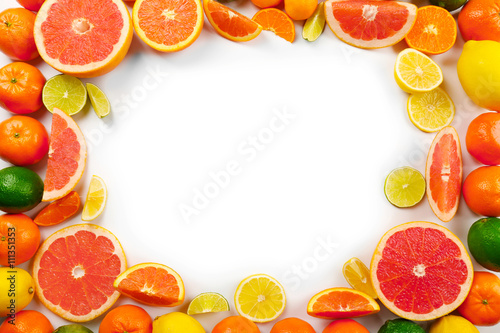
left=468, top=217, right=500, bottom=272
left=378, top=319, right=425, bottom=333
left=429, top=0, right=468, bottom=11
left=0, top=166, right=43, bottom=213
left=53, top=324, right=94, bottom=333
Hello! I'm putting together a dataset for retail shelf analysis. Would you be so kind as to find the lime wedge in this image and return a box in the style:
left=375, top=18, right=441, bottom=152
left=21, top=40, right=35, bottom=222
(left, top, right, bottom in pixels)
left=42, top=74, right=87, bottom=115
left=302, top=2, right=325, bottom=42
left=86, top=83, right=111, bottom=118
left=384, top=167, right=426, bottom=208
left=187, top=292, right=230, bottom=315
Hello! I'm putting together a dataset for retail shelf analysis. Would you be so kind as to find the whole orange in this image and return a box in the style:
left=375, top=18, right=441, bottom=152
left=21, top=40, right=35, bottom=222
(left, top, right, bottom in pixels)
left=99, top=304, right=152, bottom=333
left=0, top=214, right=40, bottom=266
left=463, top=166, right=500, bottom=217
left=466, top=112, right=500, bottom=165
left=458, top=0, right=500, bottom=42
left=250, top=0, right=283, bottom=9
left=284, top=0, right=317, bottom=20
left=458, top=271, right=500, bottom=326
left=270, top=317, right=315, bottom=333
left=0, top=8, right=39, bottom=61
left=322, top=319, right=369, bottom=333
left=0, top=62, right=46, bottom=114
left=0, top=116, right=49, bottom=166
left=0, top=310, right=53, bottom=333
left=212, top=316, right=260, bottom=333
left=17, top=0, right=46, bottom=12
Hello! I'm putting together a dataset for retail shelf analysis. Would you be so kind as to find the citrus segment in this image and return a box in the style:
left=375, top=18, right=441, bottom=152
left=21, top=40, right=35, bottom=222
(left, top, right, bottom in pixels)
left=395, top=48, right=443, bottom=93
left=342, top=258, right=377, bottom=299
left=252, top=8, right=295, bottom=43
left=82, top=175, right=107, bottom=221
left=42, top=75, right=87, bottom=115
left=384, top=167, right=426, bottom=208
left=34, top=191, right=81, bottom=226
left=303, top=2, right=326, bottom=42
left=187, top=292, right=230, bottom=315
left=307, top=288, right=379, bottom=319
left=86, top=83, right=110, bottom=118
left=370, top=221, right=473, bottom=321
left=407, top=87, right=455, bottom=133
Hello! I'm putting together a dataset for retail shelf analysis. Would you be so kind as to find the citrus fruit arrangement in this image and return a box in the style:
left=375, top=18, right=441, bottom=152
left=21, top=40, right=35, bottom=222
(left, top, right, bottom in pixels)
left=1, top=0, right=500, bottom=331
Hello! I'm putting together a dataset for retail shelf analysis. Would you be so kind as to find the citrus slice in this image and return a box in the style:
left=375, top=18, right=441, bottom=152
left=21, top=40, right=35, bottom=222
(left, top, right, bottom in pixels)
left=370, top=221, right=473, bottom=321
left=408, top=87, right=455, bottom=133
left=86, top=83, right=110, bottom=118
left=395, top=48, right=443, bottom=93
left=307, top=288, right=380, bottom=319
left=234, top=274, right=286, bottom=323
left=384, top=167, right=426, bottom=208
left=187, top=292, right=230, bottom=315
left=42, top=108, right=86, bottom=202
left=113, top=262, right=185, bottom=307
left=82, top=175, right=107, bottom=221
left=425, top=126, right=462, bottom=222
left=132, top=0, right=203, bottom=52
left=32, top=224, right=127, bottom=322
left=34, top=191, right=81, bottom=226
left=34, top=0, right=133, bottom=78
left=303, top=2, right=325, bottom=42
left=324, top=0, right=417, bottom=49
left=204, top=0, right=263, bottom=42
left=252, top=8, right=295, bottom=43
left=42, top=75, right=87, bottom=115
left=342, top=258, right=377, bottom=299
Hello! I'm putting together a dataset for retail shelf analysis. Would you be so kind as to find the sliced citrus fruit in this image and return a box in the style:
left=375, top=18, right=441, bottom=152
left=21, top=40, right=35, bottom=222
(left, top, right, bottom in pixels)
left=113, top=262, right=185, bottom=307
left=132, top=0, right=203, bottom=52
left=34, top=0, right=133, bottom=78
left=408, top=87, right=455, bottom=133
left=425, top=126, right=462, bottom=222
left=86, top=83, right=110, bottom=118
left=42, top=108, right=87, bottom=202
left=384, top=167, right=426, bottom=208
left=34, top=191, right=81, bottom=226
left=234, top=274, right=286, bottom=323
left=394, top=48, right=443, bottom=93
left=324, top=0, right=417, bottom=49
left=307, top=287, right=380, bottom=319
left=303, top=2, right=325, bottom=42
left=370, top=221, right=473, bottom=321
left=404, top=6, right=457, bottom=55
left=342, top=258, right=377, bottom=299
left=252, top=8, right=295, bottom=43
left=82, top=175, right=107, bottom=221
left=32, top=223, right=127, bottom=322
left=187, top=292, right=230, bottom=315
left=42, top=75, right=87, bottom=115
left=204, top=0, right=263, bottom=42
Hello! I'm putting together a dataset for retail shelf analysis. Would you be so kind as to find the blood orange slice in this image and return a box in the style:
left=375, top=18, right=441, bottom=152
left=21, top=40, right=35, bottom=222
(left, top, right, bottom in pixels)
left=324, top=0, right=417, bottom=49
left=425, top=126, right=462, bottom=222
left=42, top=108, right=86, bottom=202
left=34, top=0, right=133, bottom=78
left=370, top=221, right=473, bottom=321
left=307, top=288, right=380, bottom=319
left=32, top=224, right=127, bottom=322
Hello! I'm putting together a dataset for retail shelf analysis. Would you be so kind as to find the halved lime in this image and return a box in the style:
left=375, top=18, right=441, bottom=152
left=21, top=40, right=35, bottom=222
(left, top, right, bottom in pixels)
left=187, top=292, right=230, bottom=315
left=86, top=83, right=111, bottom=118
left=302, top=2, right=325, bottom=42
left=384, top=167, right=426, bottom=208
left=42, top=75, right=87, bottom=115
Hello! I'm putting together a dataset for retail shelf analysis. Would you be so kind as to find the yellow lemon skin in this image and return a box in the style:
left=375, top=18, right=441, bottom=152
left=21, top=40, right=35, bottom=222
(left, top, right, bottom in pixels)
left=0, top=267, right=35, bottom=317
left=153, top=312, right=205, bottom=333
left=430, top=315, right=479, bottom=333
left=457, top=40, right=500, bottom=111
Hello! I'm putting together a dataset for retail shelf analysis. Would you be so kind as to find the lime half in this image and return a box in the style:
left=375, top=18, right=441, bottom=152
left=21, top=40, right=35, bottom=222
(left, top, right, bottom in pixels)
left=86, top=83, right=111, bottom=118
left=187, top=292, right=230, bottom=315
left=384, top=167, right=425, bottom=208
left=302, top=2, right=325, bottom=42
left=42, top=74, right=87, bottom=115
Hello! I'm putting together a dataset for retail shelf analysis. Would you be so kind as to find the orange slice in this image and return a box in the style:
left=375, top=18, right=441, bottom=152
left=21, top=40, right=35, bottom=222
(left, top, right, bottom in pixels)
left=113, top=263, right=185, bottom=307
left=307, top=288, right=380, bottom=319
left=32, top=224, right=127, bottom=322
left=204, top=0, right=263, bottom=42
left=42, top=108, right=86, bottom=202
left=34, top=0, right=133, bottom=78
left=34, top=191, right=81, bottom=226
left=252, top=8, right=295, bottom=43
left=132, top=0, right=203, bottom=52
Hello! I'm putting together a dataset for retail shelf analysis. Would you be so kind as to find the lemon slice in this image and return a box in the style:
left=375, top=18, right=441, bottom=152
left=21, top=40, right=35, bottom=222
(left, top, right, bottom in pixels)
left=234, top=274, right=286, bottom=323
left=384, top=167, right=425, bottom=208
left=407, top=87, right=455, bottom=133
left=187, top=292, right=230, bottom=315
left=42, top=74, right=88, bottom=115
left=394, top=48, right=443, bottom=94
left=86, top=83, right=111, bottom=118
left=82, top=175, right=107, bottom=221
left=302, top=2, right=325, bottom=42
left=342, top=257, right=377, bottom=299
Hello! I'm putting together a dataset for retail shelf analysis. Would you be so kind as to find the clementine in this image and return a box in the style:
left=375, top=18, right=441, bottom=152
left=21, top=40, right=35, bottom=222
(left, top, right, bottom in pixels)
left=251, top=0, right=283, bottom=9
left=99, top=304, right=152, bottom=333
left=0, top=8, right=39, bottom=61
left=270, top=317, right=315, bottom=333
left=323, top=319, right=369, bottom=333
left=0, top=310, right=53, bottom=333
left=17, top=0, right=46, bottom=12
left=284, top=0, right=317, bottom=21
left=466, top=112, right=500, bottom=165
left=0, top=213, right=41, bottom=266
left=212, top=316, right=260, bottom=333
left=463, top=166, right=500, bottom=217
left=458, top=0, right=500, bottom=42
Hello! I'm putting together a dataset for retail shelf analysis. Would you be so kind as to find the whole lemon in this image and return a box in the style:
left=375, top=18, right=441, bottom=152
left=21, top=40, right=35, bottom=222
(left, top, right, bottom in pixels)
left=457, top=40, right=500, bottom=111
left=153, top=312, right=205, bottom=333
left=430, top=315, right=479, bottom=333
left=0, top=267, right=35, bottom=317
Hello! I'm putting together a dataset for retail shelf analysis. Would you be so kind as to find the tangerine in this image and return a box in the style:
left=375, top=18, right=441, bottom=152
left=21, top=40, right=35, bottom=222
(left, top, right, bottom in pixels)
left=0, top=8, right=39, bottom=61
left=99, top=304, right=152, bottom=333
left=458, top=0, right=500, bottom=42
left=17, top=0, right=46, bottom=12
left=463, top=166, right=500, bottom=217
left=251, top=0, right=283, bottom=9
left=270, top=317, right=315, bottom=333
left=0, top=310, right=53, bottom=333
left=212, top=316, right=260, bottom=333
left=466, top=112, right=500, bottom=165
left=322, top=319, right=369, bottom=333
left=0, top=213, right=40, bottom=266
left=284, top=0, right=317, bottom=21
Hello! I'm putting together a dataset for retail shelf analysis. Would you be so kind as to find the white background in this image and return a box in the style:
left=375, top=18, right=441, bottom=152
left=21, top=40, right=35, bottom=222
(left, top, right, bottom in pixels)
left=0, top=0, right=498, bottom=331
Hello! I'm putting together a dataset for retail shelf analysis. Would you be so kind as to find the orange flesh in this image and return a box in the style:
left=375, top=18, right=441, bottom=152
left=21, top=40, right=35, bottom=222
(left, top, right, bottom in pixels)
left=206, top=1, right=260, bottom=38
left=252, top=9, right=294, bottom=42
left=311, top=291, right=377, bottom=318
left=34, top=191, right=80, bottom=226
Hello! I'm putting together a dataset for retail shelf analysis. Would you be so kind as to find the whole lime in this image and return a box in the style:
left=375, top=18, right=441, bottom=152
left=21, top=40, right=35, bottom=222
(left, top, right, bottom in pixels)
left=468, top=217, right=500, bottom=272
left=430, top=0, right=468, bottom=11
left=53, top=324, right=94, bottom=333
left=429, top=315, right=479, bottom=333
left=153, top=312, right=205, bottom=333
left=378, top=318, right=425, bottom=333
left=0, top=166, right=43, bottom=213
